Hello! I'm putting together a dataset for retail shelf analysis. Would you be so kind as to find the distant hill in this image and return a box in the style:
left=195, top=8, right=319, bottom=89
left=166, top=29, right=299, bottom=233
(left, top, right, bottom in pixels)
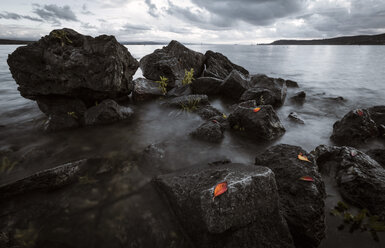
left=0, top=39, right=34, bottom=45
left=269, top=33, right=385, bottom=45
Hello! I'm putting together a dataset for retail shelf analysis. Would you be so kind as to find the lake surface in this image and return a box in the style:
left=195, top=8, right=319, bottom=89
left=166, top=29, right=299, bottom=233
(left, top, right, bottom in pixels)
left=0, top=44, right=384, bottom=247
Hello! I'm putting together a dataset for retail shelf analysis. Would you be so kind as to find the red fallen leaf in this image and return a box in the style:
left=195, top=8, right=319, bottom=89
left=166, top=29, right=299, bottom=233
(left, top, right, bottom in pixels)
left=298, top=153, right=311, bottom=163
left=213, top=182, right=228, bottom=200
left=356, top=109, right=364, bottom=116
left=253, top=107, right=261, bottom=113
left=351, top=150, right=357, bottom=157
left=212, top=120, right=219, bottom=124
left=299, top=176, right=315, bottom=182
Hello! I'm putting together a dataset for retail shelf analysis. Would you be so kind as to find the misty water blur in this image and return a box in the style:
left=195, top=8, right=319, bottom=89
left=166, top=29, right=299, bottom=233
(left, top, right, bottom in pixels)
left=0, top=44, right=384, bottom=247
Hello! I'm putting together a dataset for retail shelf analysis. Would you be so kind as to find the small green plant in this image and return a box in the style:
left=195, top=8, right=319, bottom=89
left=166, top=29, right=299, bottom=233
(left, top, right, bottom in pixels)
left=0, top=156, right=17, bottom=174
left=259, top=95, right=265, bottom=105
left=67, top=111, right=78, bottom=119
left=180, top=99, right=200, bottom=112
left=51, top=30, right=73, bottom=47
left=222, top=113, right=227, bottom=119
left=155, top=76, right=168, bottom=95
left=14, top=224, right=39, bottom=247
left=182, top=68, right=194, bottom=85
left=330, top=201, right=385, bottom=241
left=78, top=174, right=98, bottom=185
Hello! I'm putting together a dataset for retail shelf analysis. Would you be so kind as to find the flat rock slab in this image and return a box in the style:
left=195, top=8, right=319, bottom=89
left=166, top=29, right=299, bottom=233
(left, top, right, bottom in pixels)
left=255, top=144, right=326, bottom=248
left=153, top=163, right=294, bottom=248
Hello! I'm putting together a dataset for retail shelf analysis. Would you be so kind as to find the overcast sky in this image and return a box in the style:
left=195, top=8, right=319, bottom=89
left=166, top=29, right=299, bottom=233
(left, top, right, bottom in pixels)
left=0, top=0, right=384, bottom=44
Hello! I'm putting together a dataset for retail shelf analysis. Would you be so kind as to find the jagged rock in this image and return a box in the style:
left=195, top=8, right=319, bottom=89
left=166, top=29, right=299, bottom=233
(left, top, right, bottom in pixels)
left=228, top=102, right=285, bottom=140
left=191, top=77, right=223, bottom=95
left=366, top=149, right=385, bottom=168
left=290, top=91, right=306, bottom=104
left=163, top=94, right=209, bottom=109
left=280, top=79, right=299, bottom=88
left=368, top=106, right=385, bottom=136
left=132, top=78, right=163, bottom=101
left=140, top=40, right=205, bottom=88
left=313, top=145, right=385, bottom=218
left=84, top=99, right=133, bottom=126
left=166, top=84, right=192, bottom=97
left=255, top=144, right=326, bottom=248
left=7, top=28, right=139, bottom=103
left=195, top=105, right=223, bottom=120
left=153, top=163, right=295, bottom=248
left=190, top=120, right=225, bottom=143
left=220, top=70, right=250, bottom=100
left=203, top=50, right=249, bottom=79
left=288, top=112, right=305, bottom=124
left=331, top=108, right=379, bottom=146
left=241, top=74, right=287, bottom=107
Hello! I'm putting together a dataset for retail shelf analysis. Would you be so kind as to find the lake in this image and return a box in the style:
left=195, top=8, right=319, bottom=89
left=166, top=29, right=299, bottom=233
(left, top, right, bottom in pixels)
left=0, top=44, right=384, bottom=247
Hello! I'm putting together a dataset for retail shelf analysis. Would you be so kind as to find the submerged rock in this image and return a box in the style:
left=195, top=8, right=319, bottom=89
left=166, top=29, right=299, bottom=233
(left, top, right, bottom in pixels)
left=7, top=28, right=138, bottom=102
left=140, top=40, right=205, bottom=88
left=228, top=102, right=285, bottom=140
left=255, top=144, right=326, bottom=248
left=191, top=77, right=223, bottom=95
left=153, top=163, right=295, bottom=248
left=290, top=91, right=306, bottom=104
left=331, top=108, right=379, bottom=146
left=288, top=112, right=305, bottom=124
left=164, top=94, right=209, bottom=109
left=190, top=120, right=225, bottom=143
left=132, top=78, right=163, bottom=101
left=84, top=99, right=133, bottom=126
left=313, top=145, right=385, bottom=218
left=203, top=50, right=249, bottom=79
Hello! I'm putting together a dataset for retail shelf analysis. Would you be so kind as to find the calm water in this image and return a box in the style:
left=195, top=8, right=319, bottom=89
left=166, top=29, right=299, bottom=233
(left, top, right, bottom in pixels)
left=0, top=44, right=384, bottom=247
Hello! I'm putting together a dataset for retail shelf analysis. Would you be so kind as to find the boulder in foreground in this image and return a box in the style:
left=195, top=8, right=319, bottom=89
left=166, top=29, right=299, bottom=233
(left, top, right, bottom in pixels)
left=255, top=144, right=326, bottom=248
left=153, top=163, right=295, bottom=248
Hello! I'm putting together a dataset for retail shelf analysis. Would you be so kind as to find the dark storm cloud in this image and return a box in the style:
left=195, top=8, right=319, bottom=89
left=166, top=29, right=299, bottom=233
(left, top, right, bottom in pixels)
left=32, top=4, right=78, bottom=25
left=145, top=0, right=159, bottom=17
left=0, top=11, right=42, bottom=22
left=189, top=0, right=305, bottom=26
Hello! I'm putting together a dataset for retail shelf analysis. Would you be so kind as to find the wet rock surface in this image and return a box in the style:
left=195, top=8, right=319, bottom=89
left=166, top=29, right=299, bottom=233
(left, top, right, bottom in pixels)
left=190, top=120, right=225, bottom=143
left=203, top=50, right=249, bottom=79
left=153, top=163, right=295, bottom=248
left=366, top=149, right=385, bottom=168
left=140, top=40, right=205, bottom=88
left=288, top=112, right=305, bottom=124
left=191, top=77, right=223, bottom=95
left=132, top=77, right=163, bottom=101
left=84, top=99, right=133, bottom=126
left=290, top=91, right=306, bottom=104
left=313, top=145, right=385, bottom=218
left=255, top=144, right=326, bottom=248
left=228, top=102, right=285, bottom=141
left=331, top=108, right=380, bottom=146
left=7, top=28, right=138, bottom=102
left=220, top=70, right=250, bottom=100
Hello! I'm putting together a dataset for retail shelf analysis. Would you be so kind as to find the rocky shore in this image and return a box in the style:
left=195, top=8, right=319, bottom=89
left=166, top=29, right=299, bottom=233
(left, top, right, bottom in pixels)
left=1, top=28, right=384, bottom=247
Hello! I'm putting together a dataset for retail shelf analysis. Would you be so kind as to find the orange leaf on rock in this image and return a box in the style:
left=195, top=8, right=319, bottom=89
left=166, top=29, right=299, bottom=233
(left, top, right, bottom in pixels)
left=356, top=109, right=364, bottom=116
left=253, top=107, right=261, bottom=113
left=299, top=176, right=315, bottom=182
left=298, top=153, right=311, bottom=163
left=213, top=182, right=228, bottom=200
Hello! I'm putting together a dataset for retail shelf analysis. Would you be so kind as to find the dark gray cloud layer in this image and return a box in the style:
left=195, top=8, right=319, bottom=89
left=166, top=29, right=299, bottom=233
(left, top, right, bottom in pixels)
left=0, top=11, right=42, bottom=22
left=33, top=4, right=78, bottom=25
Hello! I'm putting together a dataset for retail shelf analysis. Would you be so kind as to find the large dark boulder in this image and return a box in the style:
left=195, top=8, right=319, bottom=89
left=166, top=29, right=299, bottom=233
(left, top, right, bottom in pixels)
left=240, top=74, right=287, bottom=107
left=132, top=78, right=163, bottom=101
left=290, top=91, right=306, bottom=104
left=331, top=108, right=379, bottom=146
left=7, top=28, right=139, bottom=102
left=220, top=70, right=250, bottom=100
left=255, top=144, right=326, bottom=248
left=153, top=163, right=295, bottom=248
left=366, top=149, right=385, bottom=168
left=191, top=77, right=223, bottom=95
left=228, top=101, right=285, bottom=141
left=140, top=40, right=205, bottom=88
left=190, top=120, right=225, bottom=143
left=313, top=145, right=385, bottom=218
left=195, top=105, right=223, bottom=120
left=84, top=99, right=133, bottom=126
left=203, top=50, right=249, bottom=80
